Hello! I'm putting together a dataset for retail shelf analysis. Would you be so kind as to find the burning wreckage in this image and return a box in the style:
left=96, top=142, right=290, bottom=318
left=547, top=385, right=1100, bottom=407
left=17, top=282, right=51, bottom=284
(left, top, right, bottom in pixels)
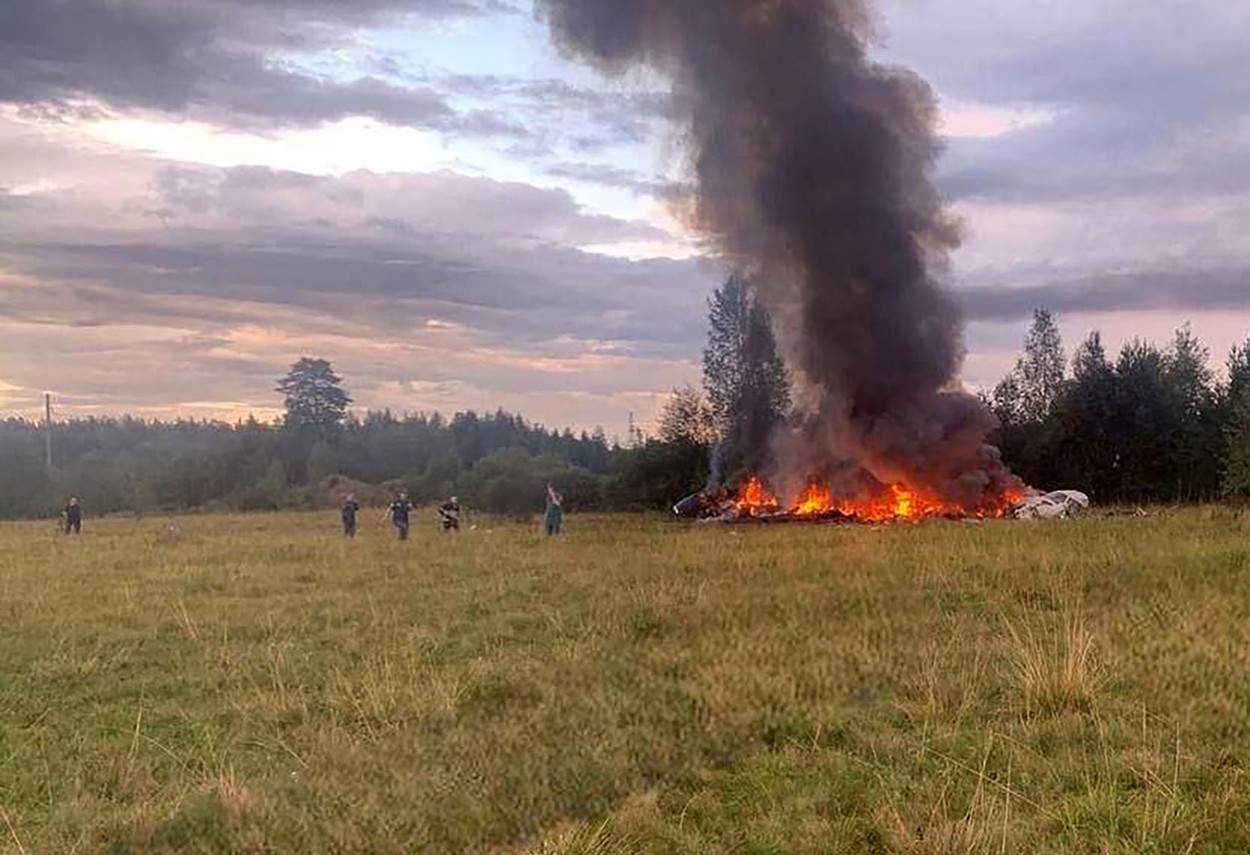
left=538, top=1, right=1088, bottom=520
left=674, top=480, right=1089, bottom=524
left=677, top=479, right=1006, bottom=524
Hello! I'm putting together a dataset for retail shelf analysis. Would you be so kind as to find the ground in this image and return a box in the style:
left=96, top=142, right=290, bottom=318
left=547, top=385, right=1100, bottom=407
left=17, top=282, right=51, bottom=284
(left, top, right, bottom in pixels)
left=2, top=508, right=1249, bottom=853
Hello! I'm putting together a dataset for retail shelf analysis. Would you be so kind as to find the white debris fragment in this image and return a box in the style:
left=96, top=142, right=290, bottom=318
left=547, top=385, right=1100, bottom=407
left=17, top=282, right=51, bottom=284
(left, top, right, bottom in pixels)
left=1011, top=490, right=1090, bottom=520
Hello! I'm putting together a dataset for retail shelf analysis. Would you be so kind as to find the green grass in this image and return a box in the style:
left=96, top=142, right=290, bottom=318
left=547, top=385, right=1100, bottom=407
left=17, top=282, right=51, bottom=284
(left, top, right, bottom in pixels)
left=3, top=508, right=1250, bottom=852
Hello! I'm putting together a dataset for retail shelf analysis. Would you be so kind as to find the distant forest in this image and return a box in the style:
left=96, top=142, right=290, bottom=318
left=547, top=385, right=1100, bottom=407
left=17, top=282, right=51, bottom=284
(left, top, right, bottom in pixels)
left=987, top=310, right=1250, bottom=504
left=0, top=406, right=625, bottom=519
left=3, top=278, right=1250, bottom=519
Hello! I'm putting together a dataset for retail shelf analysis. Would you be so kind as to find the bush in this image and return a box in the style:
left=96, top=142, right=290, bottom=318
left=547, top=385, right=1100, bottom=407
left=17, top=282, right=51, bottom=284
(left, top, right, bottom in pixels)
left=610, top=440, right=709, bottom=510
left=456, top=449, right=606, bottom=517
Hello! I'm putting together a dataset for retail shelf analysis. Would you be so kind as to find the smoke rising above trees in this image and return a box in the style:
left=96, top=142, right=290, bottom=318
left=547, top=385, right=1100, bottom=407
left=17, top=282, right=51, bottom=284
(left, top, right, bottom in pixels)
left=535, top=0, right=1019, bottom=506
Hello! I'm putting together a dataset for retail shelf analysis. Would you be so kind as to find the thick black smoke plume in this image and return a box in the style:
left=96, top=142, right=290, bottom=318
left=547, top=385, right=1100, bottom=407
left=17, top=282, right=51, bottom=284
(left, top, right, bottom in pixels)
left=537, top=0, right=1022, bottom=507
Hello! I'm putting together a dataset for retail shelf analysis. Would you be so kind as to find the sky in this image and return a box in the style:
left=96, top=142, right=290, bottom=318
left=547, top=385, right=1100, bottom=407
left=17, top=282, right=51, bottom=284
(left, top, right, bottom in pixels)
left=1, top=0, right=1248, bottom=434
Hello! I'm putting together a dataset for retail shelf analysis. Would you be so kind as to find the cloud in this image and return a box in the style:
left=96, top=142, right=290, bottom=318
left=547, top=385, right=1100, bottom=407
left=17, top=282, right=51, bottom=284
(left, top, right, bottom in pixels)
left=0, top=130, right=713, bottom=426
left=425, top=73, right=679, bottom=154
left=959, top=268, right=1250, bottom=322
left=874, top=0, right=1250, bottom=208
left=2, top=161, right=705, bottom=342
left=6, top=0, right=1249, bottom=430
left=542, top=161, right=676, bottom=197
left=0, top=0, right=520, bottom=134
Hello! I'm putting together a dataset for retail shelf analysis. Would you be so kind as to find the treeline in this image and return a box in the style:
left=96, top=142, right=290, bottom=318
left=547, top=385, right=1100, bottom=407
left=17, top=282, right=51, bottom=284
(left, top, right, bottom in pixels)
left=0, top=409, right=646, bottom=519
left=0, top=275, right=773, bottom=521
left=989, top=311, right=1250, bottom=502
left=11, top=277, right=1243, bottom=520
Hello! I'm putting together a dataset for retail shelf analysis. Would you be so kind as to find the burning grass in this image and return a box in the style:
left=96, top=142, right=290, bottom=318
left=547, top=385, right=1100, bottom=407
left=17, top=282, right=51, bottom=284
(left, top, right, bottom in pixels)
left=2, top=508, right=1250, bottom=851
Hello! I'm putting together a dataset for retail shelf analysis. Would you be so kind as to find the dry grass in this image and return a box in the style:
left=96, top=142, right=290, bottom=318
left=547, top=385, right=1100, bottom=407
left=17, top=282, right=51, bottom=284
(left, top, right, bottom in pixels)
left=1006, top=610, right=1104, bottom=718
left=522, top=819, right=635, bottom=855
left=2, top=508, right=1250, bottom=852
left=879, top=744, right=1009, bottom=854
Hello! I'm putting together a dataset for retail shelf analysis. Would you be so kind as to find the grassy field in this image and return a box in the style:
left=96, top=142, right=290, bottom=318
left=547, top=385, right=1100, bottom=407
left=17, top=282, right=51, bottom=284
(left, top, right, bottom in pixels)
left=2, top=508, right=1250, bottom=853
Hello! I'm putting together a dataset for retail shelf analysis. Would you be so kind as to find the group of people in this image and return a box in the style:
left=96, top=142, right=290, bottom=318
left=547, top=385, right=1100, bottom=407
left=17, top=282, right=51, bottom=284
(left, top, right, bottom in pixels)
left=53, top=483, right=566, bottom=539
left=339, top=483, right=564, bottom=540
left=337, top=489, right=452, bottom=540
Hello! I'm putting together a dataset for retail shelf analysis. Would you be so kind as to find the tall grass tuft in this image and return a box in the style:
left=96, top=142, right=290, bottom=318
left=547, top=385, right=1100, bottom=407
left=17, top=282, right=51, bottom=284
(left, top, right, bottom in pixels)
left=171, top=598, right=199, bottom=641
left=881, top=746, right=1011, bottom=854
left=524, top=819, right=635, bottom=855
left=1005, top=611, right=1103, bottom=717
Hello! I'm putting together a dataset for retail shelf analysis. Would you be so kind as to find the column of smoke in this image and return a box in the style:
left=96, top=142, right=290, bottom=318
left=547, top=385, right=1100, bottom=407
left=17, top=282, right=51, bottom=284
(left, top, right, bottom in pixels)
left=538, top=0, right=1022, bottom=508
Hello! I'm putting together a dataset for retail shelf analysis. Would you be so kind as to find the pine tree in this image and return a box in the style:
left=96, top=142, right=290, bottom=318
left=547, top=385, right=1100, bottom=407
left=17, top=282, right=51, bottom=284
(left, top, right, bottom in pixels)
left=276, top=358, right=351, bottom=435
left=1226, top=339, right=1250, bottom=406
left=1053, top=331, right=1118, bottom=498
left=702, top=273, right=790, bottom=480
left=989, top=309, right=1066, bottom=487
left=703, top=273, right=751, bottom=429
left=1167, top=323, right=1214, bottom=418
left=1016, top=309, right=1066, bottom=423
left=1166, top=324, right=1221, bottom=498
left=1222, top=392, right=1250, bottom=499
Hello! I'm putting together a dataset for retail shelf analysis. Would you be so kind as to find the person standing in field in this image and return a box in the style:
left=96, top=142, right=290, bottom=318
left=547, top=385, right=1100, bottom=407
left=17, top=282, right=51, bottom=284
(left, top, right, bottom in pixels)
left=340, top=492, right=360, bottom=538
left=383, top=489, right=415, bottom=541
left=438, top=496, right=461, bottom=533
left=544, top=483, right=563, bottom=536
left=62, top=496, right=83, bottom=535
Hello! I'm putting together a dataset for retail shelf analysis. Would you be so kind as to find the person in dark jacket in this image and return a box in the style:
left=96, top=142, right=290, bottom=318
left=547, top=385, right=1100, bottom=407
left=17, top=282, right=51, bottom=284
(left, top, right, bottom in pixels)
left=383, top=490, right=414, bottom=541
left=340, top=493, right=360, bottom=537
left=438, top=496, right=461, bottom=533
left=63, top=496, right=82, bottom=535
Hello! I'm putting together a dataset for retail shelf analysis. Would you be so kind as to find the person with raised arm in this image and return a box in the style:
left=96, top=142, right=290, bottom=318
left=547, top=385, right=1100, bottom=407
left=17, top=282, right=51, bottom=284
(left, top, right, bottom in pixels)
left=543, top=483, right=563, bottom=536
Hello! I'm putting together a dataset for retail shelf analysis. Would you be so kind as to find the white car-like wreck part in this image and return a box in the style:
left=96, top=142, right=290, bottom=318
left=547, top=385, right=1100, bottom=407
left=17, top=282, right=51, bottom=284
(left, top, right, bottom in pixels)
left=1011, top=490, right=1090, bottom=519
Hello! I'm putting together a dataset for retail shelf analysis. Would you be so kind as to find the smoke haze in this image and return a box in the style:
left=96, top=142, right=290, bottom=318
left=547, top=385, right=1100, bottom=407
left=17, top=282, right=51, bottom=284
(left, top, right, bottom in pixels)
left=537, top=0, right=1021, bottom=506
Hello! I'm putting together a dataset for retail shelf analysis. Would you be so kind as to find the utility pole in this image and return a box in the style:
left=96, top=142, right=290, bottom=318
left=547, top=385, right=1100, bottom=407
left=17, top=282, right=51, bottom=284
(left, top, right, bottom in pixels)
left=44, top=392, right=53, bottom=471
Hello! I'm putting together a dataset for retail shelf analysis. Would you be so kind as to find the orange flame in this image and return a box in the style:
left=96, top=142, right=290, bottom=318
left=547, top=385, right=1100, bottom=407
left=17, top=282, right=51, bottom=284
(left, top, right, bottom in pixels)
left=794, top=482, right=833, bottom=516
left=731, top=476, right=1021, bottom=523
left=733, top=476, right=780, bottom=517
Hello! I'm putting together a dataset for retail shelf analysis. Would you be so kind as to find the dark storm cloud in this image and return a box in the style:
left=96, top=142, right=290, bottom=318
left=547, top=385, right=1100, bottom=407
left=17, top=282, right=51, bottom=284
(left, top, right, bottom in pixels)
left=960, top=269, right=1250, bottom=322
left=878, top=0, right=1250, bottom=206
left=0, top=0, right=518, bottom=133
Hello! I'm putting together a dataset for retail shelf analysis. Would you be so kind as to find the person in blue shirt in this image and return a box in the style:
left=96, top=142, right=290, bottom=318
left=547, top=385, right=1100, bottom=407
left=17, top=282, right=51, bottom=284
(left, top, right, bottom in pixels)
left=383, top=489, right=414, bottom=541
